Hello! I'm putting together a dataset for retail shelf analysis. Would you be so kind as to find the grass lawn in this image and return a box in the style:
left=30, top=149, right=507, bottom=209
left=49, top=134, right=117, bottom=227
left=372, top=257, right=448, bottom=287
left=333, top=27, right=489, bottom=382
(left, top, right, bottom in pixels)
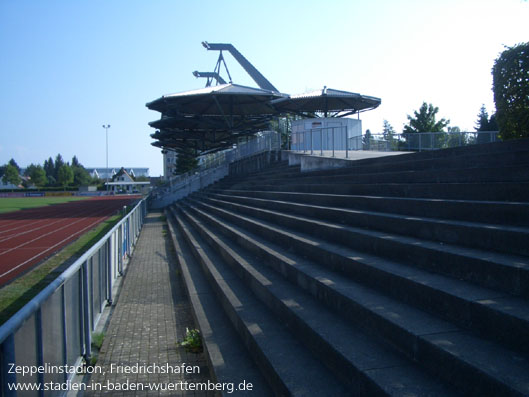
left=0, top=213, right=122, bottom=325
left=0, top=196, right=90, bottom=214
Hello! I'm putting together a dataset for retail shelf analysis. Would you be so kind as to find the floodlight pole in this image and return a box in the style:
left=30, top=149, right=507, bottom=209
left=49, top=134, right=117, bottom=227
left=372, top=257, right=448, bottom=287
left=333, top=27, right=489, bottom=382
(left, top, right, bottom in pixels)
left=102, top=124, right=111, bottom=193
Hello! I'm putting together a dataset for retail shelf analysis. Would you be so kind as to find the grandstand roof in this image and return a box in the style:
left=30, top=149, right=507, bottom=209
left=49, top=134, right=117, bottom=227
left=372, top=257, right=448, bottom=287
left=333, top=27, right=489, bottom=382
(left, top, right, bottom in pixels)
left=146, top=83, right=285, bottom=116
left=271, top=87, right=381, bottom=116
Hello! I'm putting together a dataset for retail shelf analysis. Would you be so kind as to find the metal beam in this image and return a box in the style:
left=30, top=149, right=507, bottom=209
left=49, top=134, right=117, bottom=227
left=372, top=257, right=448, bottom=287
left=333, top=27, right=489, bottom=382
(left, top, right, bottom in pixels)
left=202, top=41, right=278, bottom=92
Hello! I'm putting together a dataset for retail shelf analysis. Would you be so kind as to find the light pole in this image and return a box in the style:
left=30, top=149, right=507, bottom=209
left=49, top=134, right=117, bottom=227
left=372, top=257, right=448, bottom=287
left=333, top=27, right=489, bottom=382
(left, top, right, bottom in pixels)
left=102, top=124, right=111, bottom=193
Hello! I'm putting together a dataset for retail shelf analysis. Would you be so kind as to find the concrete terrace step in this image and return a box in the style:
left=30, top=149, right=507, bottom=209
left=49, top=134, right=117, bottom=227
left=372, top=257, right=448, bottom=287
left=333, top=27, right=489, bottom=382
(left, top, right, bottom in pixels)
left=186, top=198, right=529, bottom=351
left=230, top=164, right=529, bottom=185
left=290, top=148, right=529, bottom=176
left=209, top=189, right=529, bottom=227
left=178, top=200, right=529, bottom=396
left=169, top=206, right=350, bottom=396
left=165, top=212, right=273, bottom=396
left=220, top=164, right=301, bottom=182
left=225, top=181, right=529, bottom=201
left=195, top=196, right=529, bottom=297
left=175, top=203, right=462, bottom=396
left=163, top=140, right=529, bottom=396
left=204, top=192, right=529, bottom=257
left=322, top=138, right=529, bottom=169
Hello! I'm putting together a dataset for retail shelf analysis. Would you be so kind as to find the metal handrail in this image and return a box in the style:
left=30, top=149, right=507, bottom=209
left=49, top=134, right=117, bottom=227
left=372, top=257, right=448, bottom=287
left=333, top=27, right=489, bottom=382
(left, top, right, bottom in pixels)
left=157, top=131, right=280, bottom=197
left=290, top=129, right=500, bottom=154
left=0, top=199, right=144, bottom=342
left=0, top=197, right=148, bottom=395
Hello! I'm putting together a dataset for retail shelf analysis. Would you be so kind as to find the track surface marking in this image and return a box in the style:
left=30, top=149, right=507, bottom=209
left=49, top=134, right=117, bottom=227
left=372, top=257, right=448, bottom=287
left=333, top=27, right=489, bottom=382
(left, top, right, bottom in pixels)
left=0, top=196, right=140, bottom=286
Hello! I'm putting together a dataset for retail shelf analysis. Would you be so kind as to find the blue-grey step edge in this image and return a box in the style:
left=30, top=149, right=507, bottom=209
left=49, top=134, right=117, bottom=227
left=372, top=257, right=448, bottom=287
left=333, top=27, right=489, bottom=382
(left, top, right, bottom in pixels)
left=204, top=192, right=529, bottom=256
left=178, top=203, right=463, bottom=397
left=229, top=164, right=529, bottom=185
left=221, top=181, right=529, bottom=202
left=291, top=139, right=529, bottom=169
left=186, top=198, right=529, bottom=354
left=181, top=201, right=529, bottom=397
left=197, top=196, right=529, bottom=297
left=209, top=190, right=529, bottom=227
left=171, top=207, right=350, bottom=397
left=283, top=149, right=529, bottom=176
left=165, top=209, right=273, bottom=397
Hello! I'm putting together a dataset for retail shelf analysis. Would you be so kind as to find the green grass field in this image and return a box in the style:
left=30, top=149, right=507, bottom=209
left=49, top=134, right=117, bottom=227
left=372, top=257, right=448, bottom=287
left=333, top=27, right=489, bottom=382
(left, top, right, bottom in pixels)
left=0, top=196, right=89, bottom=214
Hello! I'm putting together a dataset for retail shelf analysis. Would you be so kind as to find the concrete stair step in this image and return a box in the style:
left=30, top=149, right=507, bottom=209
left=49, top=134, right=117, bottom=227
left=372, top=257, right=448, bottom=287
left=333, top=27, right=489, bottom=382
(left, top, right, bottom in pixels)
left=180, top=200, right=529, bottom=397
left=211, top=190, right=529, bottom=226
left=177, top=203, right=462, bottom=396
left=197, top=196, right=529, bottom=297
left=165, top=211, right=273, bottom=396
left=225, top=181, right=529, bottom=201
left=233, top=164, right=529, bottom=185
left=170, top=206, right=350, bottom=396
left=308, top=138, right=529, bottom=170
left=187, top=199, right=529, bottom=354
left=289, top=148, right=529, bottom=176
left=205, top=192, right=529, bottom=257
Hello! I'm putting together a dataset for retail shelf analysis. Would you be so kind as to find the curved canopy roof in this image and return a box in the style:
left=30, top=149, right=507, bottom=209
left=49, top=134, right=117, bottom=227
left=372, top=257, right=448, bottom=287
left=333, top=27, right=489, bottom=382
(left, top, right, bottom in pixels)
left=146, top=83, right=285, bottom=116
left=271, top=87, right=381, bottom=115
left=147, top=85, right=381, bottom=155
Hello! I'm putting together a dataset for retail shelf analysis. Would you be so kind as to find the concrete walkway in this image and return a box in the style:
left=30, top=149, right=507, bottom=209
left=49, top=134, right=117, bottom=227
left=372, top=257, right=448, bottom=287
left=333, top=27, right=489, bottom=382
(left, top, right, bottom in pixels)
left=84, top=211, right=212, bottom=396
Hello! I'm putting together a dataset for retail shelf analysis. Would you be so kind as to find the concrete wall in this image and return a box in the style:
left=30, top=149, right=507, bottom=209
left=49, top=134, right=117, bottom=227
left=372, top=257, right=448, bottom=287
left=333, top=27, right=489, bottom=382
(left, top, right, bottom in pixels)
left=286, top=150, right=410, bottom=172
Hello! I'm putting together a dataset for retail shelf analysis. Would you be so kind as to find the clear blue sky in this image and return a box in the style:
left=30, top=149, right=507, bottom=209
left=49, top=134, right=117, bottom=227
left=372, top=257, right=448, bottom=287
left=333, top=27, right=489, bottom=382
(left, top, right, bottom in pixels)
left=1, top=0, right=527, bottom=176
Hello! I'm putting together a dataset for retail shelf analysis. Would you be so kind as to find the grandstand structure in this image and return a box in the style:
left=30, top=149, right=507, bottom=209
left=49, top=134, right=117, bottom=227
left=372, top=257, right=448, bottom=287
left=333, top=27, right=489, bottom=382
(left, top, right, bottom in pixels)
left=146, top=42, right=381, bottom=158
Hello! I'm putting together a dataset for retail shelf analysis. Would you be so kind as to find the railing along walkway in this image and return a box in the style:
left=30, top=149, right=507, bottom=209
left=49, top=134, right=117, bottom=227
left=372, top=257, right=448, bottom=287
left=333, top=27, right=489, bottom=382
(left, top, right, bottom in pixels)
left=83, top=211, right=211, bottom=396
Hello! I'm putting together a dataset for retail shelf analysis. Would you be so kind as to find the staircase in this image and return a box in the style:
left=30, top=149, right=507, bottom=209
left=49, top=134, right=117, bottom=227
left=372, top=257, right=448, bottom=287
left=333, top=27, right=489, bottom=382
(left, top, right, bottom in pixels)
left=166, top=139, right=529, bottom=396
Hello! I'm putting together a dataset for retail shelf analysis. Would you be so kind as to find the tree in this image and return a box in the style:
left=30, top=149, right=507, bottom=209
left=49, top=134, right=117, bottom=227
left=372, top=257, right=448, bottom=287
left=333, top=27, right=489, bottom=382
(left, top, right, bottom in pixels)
left=73, top=166, right=92, bottom=186
left=175, top=147, right=199, bottom=175
left=403, top=102, right=449, bottom=150
left=363, top=129, right=374, bottom=150
left=445, top=126, right=466, bottom=147
left=54, top=154, right=65, bottom=180
left=403, top=102, right=449, bottom=133
left=43, top=157, right=55, bottom=183
left=492, top=42, right=529, bottom=139
left=57, top=164, right=73, bottom=188
left=71, top=155, right=81, bottom=168
left=8, top=158, right=21, bottom=173
left=70, top=155, right=91, bottom=186
left=31, top=166, right=48, bottom=187
left=2, top=164, right=21, bottom=186
left=24, top=164, right=48, bottom=187
left=382, top=120, right=395, bottom=140
left=475, top=105, right=499, bottom=144
left=475, top=105, right=490, bottom=131
left=475, top=105, right=499, bottom=131
left=382, top=120, right=398, bottom=150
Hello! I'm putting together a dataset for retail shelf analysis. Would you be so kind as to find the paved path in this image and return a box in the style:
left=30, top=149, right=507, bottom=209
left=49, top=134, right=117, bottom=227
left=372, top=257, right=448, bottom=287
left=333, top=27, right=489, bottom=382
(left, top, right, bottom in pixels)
left=85, top=211, right=212, bottom=396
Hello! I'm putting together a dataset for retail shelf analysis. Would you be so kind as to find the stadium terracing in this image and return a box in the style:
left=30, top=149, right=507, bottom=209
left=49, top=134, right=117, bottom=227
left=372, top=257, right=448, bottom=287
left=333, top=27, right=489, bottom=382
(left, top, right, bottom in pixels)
left=146, top=42, right=381, bottom=156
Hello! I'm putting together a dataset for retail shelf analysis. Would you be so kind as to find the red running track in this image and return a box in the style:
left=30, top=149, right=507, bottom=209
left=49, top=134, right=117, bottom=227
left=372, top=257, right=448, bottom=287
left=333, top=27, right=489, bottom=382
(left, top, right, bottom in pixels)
left=0, top=196, right=141, bottom=286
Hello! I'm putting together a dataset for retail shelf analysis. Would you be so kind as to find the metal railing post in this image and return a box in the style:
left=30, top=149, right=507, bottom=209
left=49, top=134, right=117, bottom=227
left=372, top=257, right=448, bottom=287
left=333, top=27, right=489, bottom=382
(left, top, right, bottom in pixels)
left=332, top=128, right=335, bottom=157
left=1, top=335, right=16, bottom=397
left=61, top=285, right=68, bottom=383
left=345, top=126, right=349, bottom=158
left=82, top=261, right=92, bottom=362
left=107, top=238, right=113, bottom=304
left=36, top=308, right=45, bottom=393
